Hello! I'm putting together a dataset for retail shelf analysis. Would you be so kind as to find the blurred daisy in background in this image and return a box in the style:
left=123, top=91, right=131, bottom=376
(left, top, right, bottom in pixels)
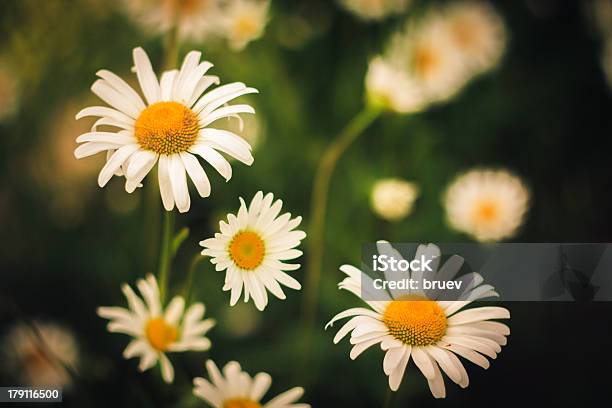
left=0, top=60, right=20, bottom=121
left=443, top=1, right=506, bottom=73
left=74, top=47, right=257, bottom=213
left=193, top=359, right=310, bottom=408
left=370, top=178, right=419, bottom=221
left=200, top=191, right=306, bottom=311
left=97, top=274, right=215, bottom=383
left=29, top=98, right=104, bottom=226
left=120, top=0, right=222, bottom=42
left=3, top=321, right=78, bottom=388
left=444, top=169, right=529, bottom=242
left=327, top=243, right=510, bottom=398
left=390, top=13, right=467, bottom=102
left=338, top=0, right=410, bottom=21
left=217, top=0, right=270, bottom=51
left=365, top=57, right=427, bottom=113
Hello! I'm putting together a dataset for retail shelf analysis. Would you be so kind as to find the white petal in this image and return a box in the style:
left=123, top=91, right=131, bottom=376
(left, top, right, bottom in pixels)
left=133, top=47, right=161, bottom=105
left=180, top=152, right=211, bottom=198
left=158, top=155, right=175, bottom=211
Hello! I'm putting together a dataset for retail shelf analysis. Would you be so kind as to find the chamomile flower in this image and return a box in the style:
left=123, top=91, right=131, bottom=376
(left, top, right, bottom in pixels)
left=218, top=0, right=271, bottom=51
left=200, top=191, right=306, bottom=311
left=121, top=0, right=222, bottom=42
left=390, top=13, right=467, bottom=102
left=338, top=0, right=410, bottom=21
left=443, top=2, right=506, bottom=73
left=3, top=322, right=78, bottom=388
left=74, top=47, right=257, bottom=213
left=326, top=243, right=510, bottom=398
left=193, top=360, right=310, bottom=408
left=370, top=178, right=419, bottom=221
left=444, top=169, right=529, bottom=242
left=365, top=56, right=427, bottom=113
left=97, top=274, right=215, bottom=383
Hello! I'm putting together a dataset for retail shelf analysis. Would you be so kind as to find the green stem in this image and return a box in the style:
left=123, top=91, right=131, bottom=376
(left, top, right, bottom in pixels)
left=301, top=106, right=382, bottom=328
left=163, top=24, right=180, bottom=71
left=158, top=209, right=175, bottom=303
left=182, top=253, right=205, bottom=302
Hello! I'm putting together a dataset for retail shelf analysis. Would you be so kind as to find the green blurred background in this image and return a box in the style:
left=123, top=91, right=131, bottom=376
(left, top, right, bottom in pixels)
left=1, top=0, right=611, bottom=406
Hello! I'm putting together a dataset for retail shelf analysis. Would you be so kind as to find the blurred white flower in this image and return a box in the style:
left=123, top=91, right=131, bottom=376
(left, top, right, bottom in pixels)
left=365, top=57, right=427, bottom=113
left=444, top=169, right=529, bottom=242
left=390, top=14, right=468, bottom=102
left=74, top=47, right=257, bottom=213
left=443, top=2, right=506, bottom=73
left=97, top=274, right=215, bottom=383
left=120, top=0, right=222, bottom=41
left=0, top=61, right=20, bottom=121
left=370, top=178, right=419, bottom=221
left=218, top=0, right=270, bottom=51
left=193, top=360, right=310, bottom=407
left=338, top=0, right=410, bottom=21
left=200, top=191, right=306, bottom=311
left=327, top=243, right=510, bottom=397
left=3, top=322, right=78, bottom=388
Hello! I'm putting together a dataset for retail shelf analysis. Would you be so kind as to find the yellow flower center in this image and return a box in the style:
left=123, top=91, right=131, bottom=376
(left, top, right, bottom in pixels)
left=383, top=298, right=447, bottom=346
left=474, top=200, right=499, bottom=223
left=228, top=230, right=265, bottom=270
left=223, top=398, right=262, bottom=408
left=234, top=17, right=259, bottom=40
left=413, top=47, right=440, bottom=81
left=135, top=101, right=199, bottom=155
left=145, top=317, right=178, bottom=351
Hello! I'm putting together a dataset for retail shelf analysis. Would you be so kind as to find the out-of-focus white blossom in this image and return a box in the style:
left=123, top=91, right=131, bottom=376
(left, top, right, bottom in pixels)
left=217, top=0, right=270, bottom=51
left=370, top=178, right=419, bottom=221
left=338, top=0, right=410, bottom=21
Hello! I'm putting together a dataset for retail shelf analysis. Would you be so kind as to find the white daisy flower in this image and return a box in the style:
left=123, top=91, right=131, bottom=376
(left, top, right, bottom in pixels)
left=193, top=360, right=310, bottom=408
left=3, top=322, right=79, bottom=388
left=370, top=178, right=420, bottom=221
left=443, top=1, right=506, bottom=73
left=200, top=191, right=306, bottom=311
left=120, top=0, right=223, bottom=42
left=74, top=46, right=257, bottom=213
left=97, top=274, right=215, bottom=383
left=338, top=0, right=411, bottom=21
left=444, top=169, right=529, bottom=242
left=389, top=13, right=468, bottom=103
left=326, top=242, right=510, bottom=398
left=218, top=0, right=271, bottom=51
left=365, top=56, right=427, bottom=113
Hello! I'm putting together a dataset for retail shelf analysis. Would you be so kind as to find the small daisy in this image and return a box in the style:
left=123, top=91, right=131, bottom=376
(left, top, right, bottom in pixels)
left=97, top=274, right=215, bottom=383
left=370, top=178, right=420, bottom=221
left=443, top=2, right=506, bottom=73
left=120, top=0, right=223, bottom=42
left=193, top=359, right=310, bottom=408
left=338, top=0, right=411, bottom=21
left=390, top=13, right=468, bottom=102
left=218, top=0, right=271, bottom=51
left=200, top=191, right=306, bottom=311
left=365, top=56, right=427, bottom=113
left=3, top=321, right=79, bottom=388
left=444, top=169, right=529, bottom=242
left=74, top=47, right=257, bottom=213
left=327, top=242, right=510, bottom=398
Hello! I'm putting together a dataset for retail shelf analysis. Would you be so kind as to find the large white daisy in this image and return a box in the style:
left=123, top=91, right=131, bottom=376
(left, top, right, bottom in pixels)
left=200, top=191, right=306, bottom=311
left=326, top=242, right=510, bottom=398
left=193, top=360, right=310, bottom=408
left=97, top=274, right=215, bottom=383
left=74, top=46, right=257, bottom=213
left=444, top=169, right=529, bottom=242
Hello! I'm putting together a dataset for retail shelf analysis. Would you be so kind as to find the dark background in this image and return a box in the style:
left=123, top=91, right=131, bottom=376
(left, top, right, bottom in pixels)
left=1, top=0, right=611, bottom=406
